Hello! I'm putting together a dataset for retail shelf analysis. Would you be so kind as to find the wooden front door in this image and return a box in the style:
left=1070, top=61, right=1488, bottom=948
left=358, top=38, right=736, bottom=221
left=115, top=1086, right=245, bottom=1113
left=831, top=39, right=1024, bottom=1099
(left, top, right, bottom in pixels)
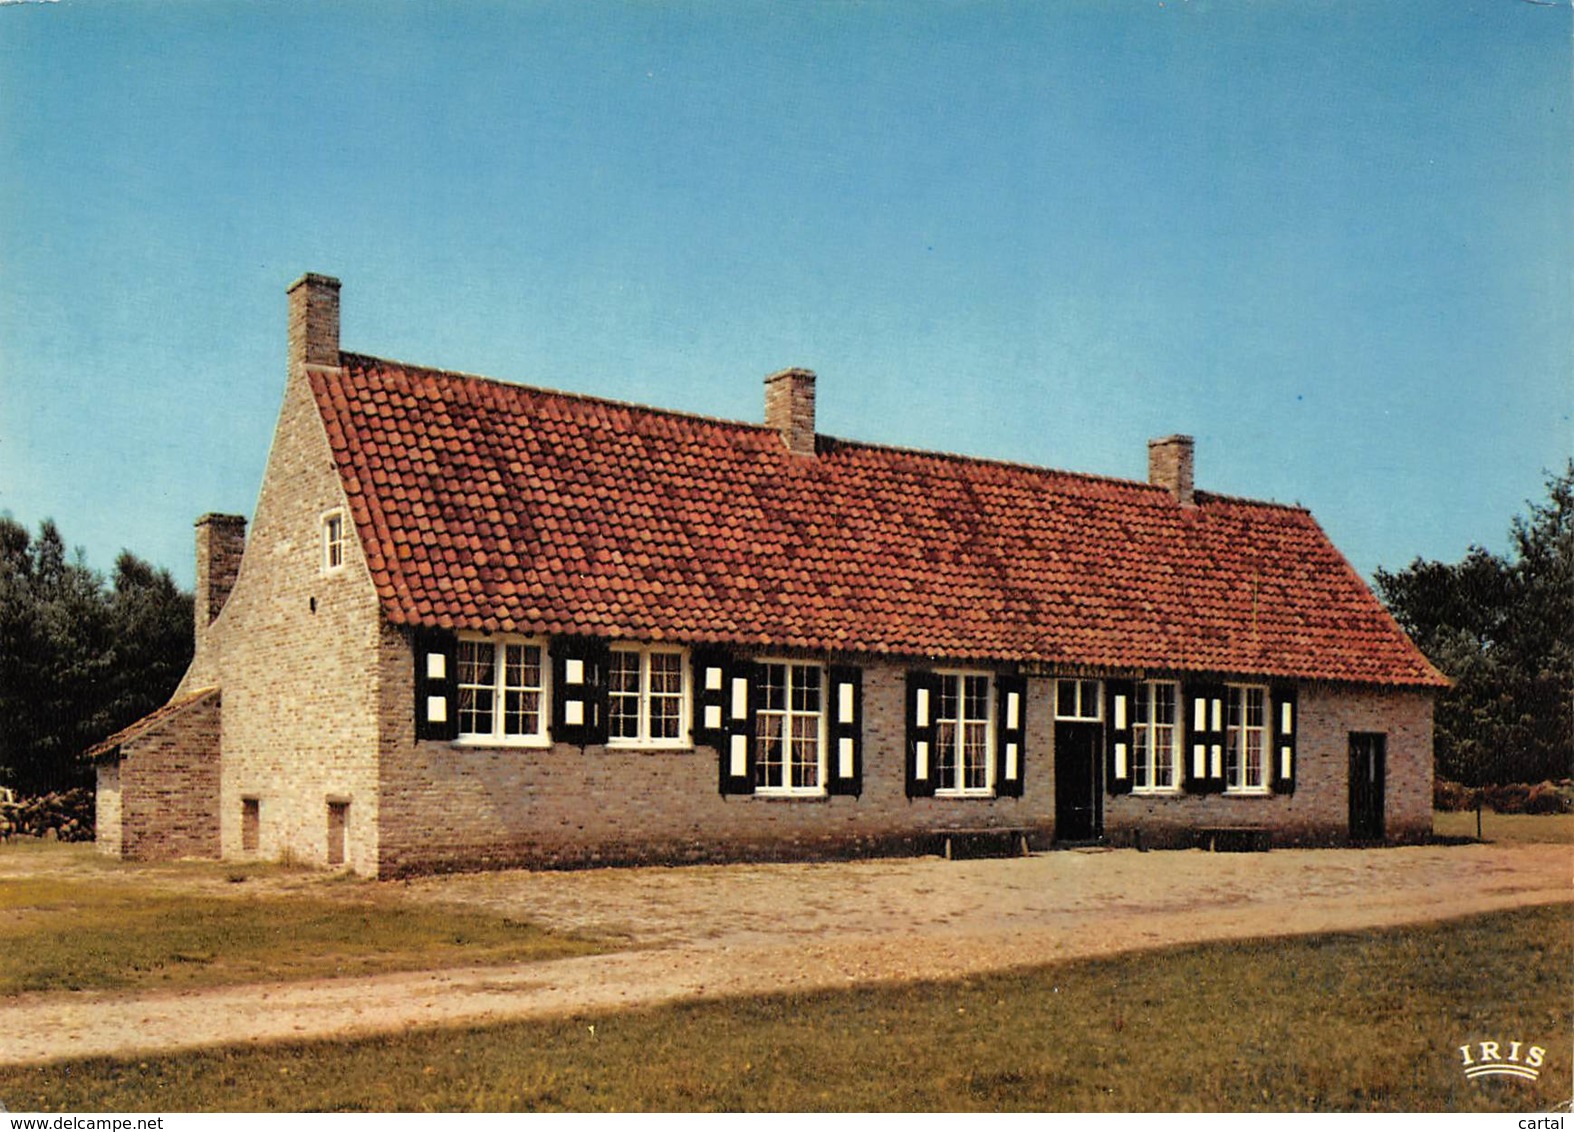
left=1348, top=733, right=1386, bottom=842
left=1055, top=721, right=1103, bottom=841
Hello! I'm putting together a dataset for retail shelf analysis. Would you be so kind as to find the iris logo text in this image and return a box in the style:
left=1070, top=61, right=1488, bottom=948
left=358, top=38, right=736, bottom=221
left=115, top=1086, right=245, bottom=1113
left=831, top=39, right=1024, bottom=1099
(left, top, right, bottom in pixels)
left=1458, top=1040, right=1545, bottom=1081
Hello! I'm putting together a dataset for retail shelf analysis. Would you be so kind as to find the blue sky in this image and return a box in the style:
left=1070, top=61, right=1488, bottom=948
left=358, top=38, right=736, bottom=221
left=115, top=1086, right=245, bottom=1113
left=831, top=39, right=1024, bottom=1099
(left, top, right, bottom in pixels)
left=1, top=0, right=1569, bottom=590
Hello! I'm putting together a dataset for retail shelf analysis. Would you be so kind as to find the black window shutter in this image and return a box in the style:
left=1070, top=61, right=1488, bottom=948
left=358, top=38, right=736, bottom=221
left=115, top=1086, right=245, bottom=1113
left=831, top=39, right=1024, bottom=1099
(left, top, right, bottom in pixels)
left=995, top=673, right=1027, bottom=798
left=551, top=636, right=610, bottom=746
left=905, top=670, right=941, bottom=798
left=1183, top=682, right=1226, bottom=794
left=1182, top=682, right=1208, bottom=793
left=413, top=628, right=458, bottom=741
left=827, top=665, right=863, bottom=797
left=1105, top=678, right=1135, bottom=795
left=1271, top=685, right=1298, bottom=794
left=719, top=659, right=759, bottom=795
left=691, top=646, right=731, bottom=750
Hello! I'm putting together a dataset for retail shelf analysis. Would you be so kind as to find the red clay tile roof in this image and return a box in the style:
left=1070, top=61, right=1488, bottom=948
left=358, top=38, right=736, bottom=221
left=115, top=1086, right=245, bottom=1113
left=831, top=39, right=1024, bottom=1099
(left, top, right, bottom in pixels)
left=312, top=354, right=1446, bottom=687
left=86, top=687, right=220, bottom=762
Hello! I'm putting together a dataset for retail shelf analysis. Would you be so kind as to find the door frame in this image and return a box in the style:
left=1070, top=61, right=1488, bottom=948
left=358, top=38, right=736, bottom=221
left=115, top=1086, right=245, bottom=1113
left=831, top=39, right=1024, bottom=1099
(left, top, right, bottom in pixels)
left=1348, top=732, right=1386, bottom=842
left=1054, top=719, right=1104, bottom=842
left=327, top=798, right=350, bottom=866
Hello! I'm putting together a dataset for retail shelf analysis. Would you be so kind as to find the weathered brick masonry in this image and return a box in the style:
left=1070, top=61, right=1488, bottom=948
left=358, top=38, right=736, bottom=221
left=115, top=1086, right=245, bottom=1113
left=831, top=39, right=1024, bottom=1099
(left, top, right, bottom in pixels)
left=377, top=649, right=1432, bottom=873
left=1103, top=684, right=1434, bottom=848
left=377, top=656, right=1056, bottom=875
left=94, top=691, right=221, bottom=860
left=97, top=276, right=383, bottom=874
left=196, top=275, right=383, bottom=876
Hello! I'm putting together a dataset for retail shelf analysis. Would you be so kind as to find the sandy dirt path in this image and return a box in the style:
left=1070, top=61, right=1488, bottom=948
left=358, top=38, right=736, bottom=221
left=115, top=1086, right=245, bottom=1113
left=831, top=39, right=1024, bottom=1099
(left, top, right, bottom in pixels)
left=2, top=842, right=1568, bottom=1066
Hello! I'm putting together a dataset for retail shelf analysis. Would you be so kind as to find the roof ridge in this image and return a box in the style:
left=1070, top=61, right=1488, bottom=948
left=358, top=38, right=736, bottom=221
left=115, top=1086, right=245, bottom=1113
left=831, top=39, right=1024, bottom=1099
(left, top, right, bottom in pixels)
left=316, top=352, right=1444, bottom=687
left=337, top=351, right=1308, bottom=512
left=338, top=350, right=766, bottom=433
left=824, top=435, right=1310, bottom=511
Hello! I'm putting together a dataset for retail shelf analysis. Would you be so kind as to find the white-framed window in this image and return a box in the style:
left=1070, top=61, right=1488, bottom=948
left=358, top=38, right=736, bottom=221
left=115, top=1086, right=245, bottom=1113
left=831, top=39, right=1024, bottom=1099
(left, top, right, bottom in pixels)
left=322, top=510, right=347, bottom=572
left=935, top=670, right=993, bottom=796
left=755, top=661, right=825, bottom=795
left=1226, top=684, right=1270, bottom=794
left=456, top=636, right=549, bottom=745
left=1132, top=681, right=1180, bottom=793
left=608, top=646, right=689, bottom=746
left=1055, top=679, right=1103, bottom=721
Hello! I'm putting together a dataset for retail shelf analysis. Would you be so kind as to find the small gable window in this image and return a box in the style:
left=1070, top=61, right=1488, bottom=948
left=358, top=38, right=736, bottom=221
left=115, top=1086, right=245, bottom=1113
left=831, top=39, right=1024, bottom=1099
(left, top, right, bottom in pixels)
left=608, top=646, right=689, bottom=747
left=1225, top=684, right=1271, bottom=794
left=935, top=670, right=994, bottom=796
left=1131, top=681, right=1181, bottom=793
left=456, top=636, right=549, bottom=745
left=322, top=510, right=347, bottom=572
left=755, top=661, right=826, bottom=796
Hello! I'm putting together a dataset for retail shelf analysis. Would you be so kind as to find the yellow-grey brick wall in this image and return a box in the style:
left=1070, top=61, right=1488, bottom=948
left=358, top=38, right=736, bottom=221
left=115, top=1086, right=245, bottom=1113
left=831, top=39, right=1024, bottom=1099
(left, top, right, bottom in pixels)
left=1102, top=683, right=1433, bottom=846
left=375, top=641, right=1434, bottom=872
left=95, top=762, right=122, bottom=857
left=108, top=696, right=222, bottom=859
left=376, top=647, right=1058, bottom=875
left=207, top=360, right=385, bottom=874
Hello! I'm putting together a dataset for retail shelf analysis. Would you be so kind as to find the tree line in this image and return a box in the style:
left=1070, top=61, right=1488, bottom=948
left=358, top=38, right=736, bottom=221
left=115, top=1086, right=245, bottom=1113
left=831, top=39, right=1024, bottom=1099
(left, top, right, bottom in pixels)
left=1375, top=461, right=1573, bottom=787
left=0, top=516, right=192, bottom=795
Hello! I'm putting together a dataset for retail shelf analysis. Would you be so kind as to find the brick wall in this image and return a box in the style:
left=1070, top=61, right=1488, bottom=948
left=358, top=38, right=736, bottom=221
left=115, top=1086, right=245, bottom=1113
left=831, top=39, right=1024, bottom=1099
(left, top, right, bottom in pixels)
left=95, top=762, right=122, bottom=857
left=1303, top=682, right=1434, bottom=842
left=111, top=694, right=222, bottom=860
left=377, top=648, right=1056, bottom=875
left=142, top=275, right=386, bottom=874
left=1104, top=682, right=1433, bottom=847
left=375, top=628, right=1435, bottom=874
left=205, top=357, right=384, bottom=874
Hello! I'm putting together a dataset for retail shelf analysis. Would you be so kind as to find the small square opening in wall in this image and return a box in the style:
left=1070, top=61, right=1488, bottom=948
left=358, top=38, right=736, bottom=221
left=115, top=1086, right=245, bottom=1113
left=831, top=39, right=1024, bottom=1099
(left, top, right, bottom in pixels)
left=327, top=801, right=349, bottom=866
left=241, top=797, right=260, bottom=852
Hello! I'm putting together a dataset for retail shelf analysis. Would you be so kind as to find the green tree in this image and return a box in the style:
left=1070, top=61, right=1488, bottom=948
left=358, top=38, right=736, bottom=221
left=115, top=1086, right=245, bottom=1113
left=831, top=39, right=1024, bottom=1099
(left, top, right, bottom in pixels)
left=0, top=516, right=193, bottom=795
left=1376, top=462, right=1574, bottom=786
left=104, top=551, right=195, bottom=737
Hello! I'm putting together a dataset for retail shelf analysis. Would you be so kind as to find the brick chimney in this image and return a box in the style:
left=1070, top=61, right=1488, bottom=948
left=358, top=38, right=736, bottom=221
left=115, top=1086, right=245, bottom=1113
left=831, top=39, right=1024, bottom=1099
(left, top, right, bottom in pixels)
left=764, top=367, right=817, bottom=457
left=1148, top=434, right=1195, bottom=506
left=287, top=272, right=341, bottom=371
left=194, top=513, right=246, bottom=648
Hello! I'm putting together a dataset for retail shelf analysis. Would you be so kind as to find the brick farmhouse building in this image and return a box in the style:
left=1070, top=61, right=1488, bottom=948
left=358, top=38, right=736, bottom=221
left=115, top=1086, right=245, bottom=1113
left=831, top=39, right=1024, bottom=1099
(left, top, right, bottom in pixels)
left=92, top=274, right=1447, bottom=876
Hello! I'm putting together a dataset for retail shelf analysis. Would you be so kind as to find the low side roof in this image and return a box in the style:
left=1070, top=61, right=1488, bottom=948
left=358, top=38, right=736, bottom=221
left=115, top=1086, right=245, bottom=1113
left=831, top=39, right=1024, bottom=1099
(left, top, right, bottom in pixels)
left=85, top=687, right=220, bottom=763
left=312, top=354, right=1445, bottom=687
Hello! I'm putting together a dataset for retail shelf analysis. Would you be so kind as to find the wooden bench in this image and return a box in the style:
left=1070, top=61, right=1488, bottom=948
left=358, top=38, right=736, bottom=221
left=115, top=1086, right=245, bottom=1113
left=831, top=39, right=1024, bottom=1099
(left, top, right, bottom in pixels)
left=1197, top=826, right=1272, bottom=853
left=937, top=827, right=1033, bottom=860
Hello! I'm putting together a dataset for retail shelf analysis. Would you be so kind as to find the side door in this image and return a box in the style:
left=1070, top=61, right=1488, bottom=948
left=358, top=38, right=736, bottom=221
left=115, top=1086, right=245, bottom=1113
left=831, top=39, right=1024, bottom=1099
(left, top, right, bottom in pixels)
left=1348, top=733, right=1386, bottom=842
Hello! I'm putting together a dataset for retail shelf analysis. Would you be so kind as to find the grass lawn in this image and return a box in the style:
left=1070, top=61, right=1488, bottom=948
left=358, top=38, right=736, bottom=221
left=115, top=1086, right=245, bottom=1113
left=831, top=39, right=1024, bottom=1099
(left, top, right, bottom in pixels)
left=1432, top=810, right=1574, bottom=844
left=2, top=904, right=1566, bottom=1113
left=0, top=850, right=603, bottom=996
